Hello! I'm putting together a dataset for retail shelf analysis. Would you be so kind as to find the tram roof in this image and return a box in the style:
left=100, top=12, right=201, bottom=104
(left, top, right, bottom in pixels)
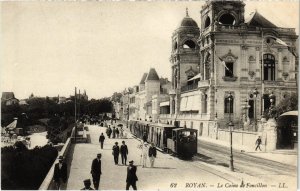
left=172, top=128, right=198, bottom=132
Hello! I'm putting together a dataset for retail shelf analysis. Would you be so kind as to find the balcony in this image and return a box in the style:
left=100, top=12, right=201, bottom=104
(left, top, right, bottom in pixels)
left=181, top=83, right=198, bottom=93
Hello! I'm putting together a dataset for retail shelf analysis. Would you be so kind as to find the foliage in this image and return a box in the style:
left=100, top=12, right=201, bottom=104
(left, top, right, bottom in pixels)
left=264, top=93, right=298, bottom=119
left=1, top=145, right=58, bottom=190
left=275, top=93, right=298, bottom=115
left=111, top=92, right=123, bottom=103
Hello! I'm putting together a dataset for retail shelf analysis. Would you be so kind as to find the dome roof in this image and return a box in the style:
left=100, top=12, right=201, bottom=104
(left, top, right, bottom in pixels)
left=180, top=17, right=198, bottom=27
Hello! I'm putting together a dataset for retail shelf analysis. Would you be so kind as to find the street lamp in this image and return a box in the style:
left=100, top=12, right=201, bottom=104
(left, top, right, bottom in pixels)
left=253, top=88, right=259, bottom=131
left=227, top=92, right=234, bottom=171
left=269, top=92, right=276, bottom=118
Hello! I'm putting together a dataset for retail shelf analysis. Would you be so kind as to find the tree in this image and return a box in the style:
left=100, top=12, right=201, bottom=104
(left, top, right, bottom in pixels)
left=111, top=92, right=123, bottom=103
left=276, top=93, right=298, bottom=114
left=265, top=93, right=298, bottom=119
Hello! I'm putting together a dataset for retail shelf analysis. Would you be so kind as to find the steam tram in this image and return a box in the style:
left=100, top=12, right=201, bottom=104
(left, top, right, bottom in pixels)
left=129, top=120, right=198, bottom=158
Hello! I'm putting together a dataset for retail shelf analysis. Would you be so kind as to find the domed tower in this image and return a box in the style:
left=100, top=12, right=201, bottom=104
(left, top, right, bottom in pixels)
left=170, top=8, right=200, bottom=114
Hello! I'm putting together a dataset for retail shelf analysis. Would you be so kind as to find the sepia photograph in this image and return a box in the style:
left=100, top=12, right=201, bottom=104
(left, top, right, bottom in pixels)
left=0, top=0, right=299, bottom=190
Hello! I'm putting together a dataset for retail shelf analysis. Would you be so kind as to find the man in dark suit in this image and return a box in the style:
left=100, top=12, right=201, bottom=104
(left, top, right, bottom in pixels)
left=53, top=156, right=68, bottom=190
left=148, top=143, right=157, bottom=168
left=91, top=153, right=102, bottom=190
left=120, top=141, right=129, bottom=165
left=81, top=179, right=94, bottom=190
left=126, top=160, right=138, bottom=190
left=99, top=133, right=105, bottom=149
left=112, top=142, right=120, bottom=165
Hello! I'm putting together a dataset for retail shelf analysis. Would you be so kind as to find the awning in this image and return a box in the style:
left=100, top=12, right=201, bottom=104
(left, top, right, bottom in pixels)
left=186, top=97, right=193, bottom=111
left=188, top=73, right=201, bottom=81
left=191, top=95, right=200, bottom=111
left=279, top=111, right=298, bottom=117
left=180, top=97, right=188, bottom=111
left=6, top=118, right=18, bottom=130
left=159, top=101, right=170, bottom=107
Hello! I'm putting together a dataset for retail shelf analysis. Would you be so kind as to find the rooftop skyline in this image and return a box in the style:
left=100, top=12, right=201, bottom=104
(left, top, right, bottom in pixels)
left=1, top=1, right=299, bottom=99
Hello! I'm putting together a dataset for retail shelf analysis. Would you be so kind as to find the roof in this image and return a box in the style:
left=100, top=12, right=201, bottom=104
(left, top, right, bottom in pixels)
left=6, top=118, right=18, bottom=130
left=180, top=8, right=198, bottom=28
left=173, top=128, right=198, bottom=132
left=139, top=73, right=148, bottom=84
left=180, top=17, right=198, bottom=28
left=1, top=92, right=15, bottom=100
left=245, top=11, right=277, bottom=28
left=146, top=68, right=159, bottom=81
left=279, top=111, right=298, bottom=117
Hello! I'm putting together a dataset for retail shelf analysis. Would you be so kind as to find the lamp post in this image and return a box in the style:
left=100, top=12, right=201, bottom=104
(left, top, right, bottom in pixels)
left=269, top=92, right=275, bottom=118
left=227, top=92, right=234, bottom=171
left=253, top=88, right=259, bottom=131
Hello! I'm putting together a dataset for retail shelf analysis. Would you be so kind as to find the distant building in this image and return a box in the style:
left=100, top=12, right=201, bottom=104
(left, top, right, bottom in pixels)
left=19, top=99, right=28, bottom=105
left=1, top=92, right=19, bottom=106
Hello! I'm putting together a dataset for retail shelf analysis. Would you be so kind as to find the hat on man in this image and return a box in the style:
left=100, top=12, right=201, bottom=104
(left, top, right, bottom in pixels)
left=129, top=160, right=134, bottom=164
left=83, top=179, right=91, bottom=184
left=58, top=155, right=64, bottom=160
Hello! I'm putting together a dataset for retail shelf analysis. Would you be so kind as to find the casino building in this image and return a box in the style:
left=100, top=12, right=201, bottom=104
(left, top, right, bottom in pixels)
left=159, top=0, right=298, bottom=148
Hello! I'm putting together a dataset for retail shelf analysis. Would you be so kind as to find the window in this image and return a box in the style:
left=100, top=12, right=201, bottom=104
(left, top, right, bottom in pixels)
left=224, top=96, right=234, bottom=113
left=201, top=94, right=208, bottom=113
left=225, top=62, right=234, bottom=77
left=263, top=54, right=275, bottom=81
left=219, top=13, right=236, bottom=25
left=204, top=16, right=211, bottom=28
left=183, top=40, right=196, bottom=49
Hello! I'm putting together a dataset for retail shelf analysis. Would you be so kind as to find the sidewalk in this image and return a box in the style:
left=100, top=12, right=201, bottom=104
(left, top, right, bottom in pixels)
left=198, top=136, right=297, bottom=167
left=65, top=125, right=250, bottom=190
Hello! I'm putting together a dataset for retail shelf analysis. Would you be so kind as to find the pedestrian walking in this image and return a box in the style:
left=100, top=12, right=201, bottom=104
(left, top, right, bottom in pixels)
left=81, top=179, right=94, bottom=190
left=142, top=132, right=147, bottom=142
left=112, top=127, right=116, bottom=138
left=112, top=142, right=120, bottom=165
left=120, top=127, right=124, bottom=138
left=148, top=143, right=157, bottom=168
left=116, top=128, right=120, bottom=138
left=90, top=153, right=102, bottom=190
left=53, top=156, right=68, bottom=190
left=120, top=141, right=129, bottom=165
left=126, top=160, right=138, bottom=190
left=255, top=136, right=262, bottom=151
left=141, top=142, right=148, bottom=168
left=107, top=126, right=112, bottom=138
left=99, top=133, right=105, bottom=149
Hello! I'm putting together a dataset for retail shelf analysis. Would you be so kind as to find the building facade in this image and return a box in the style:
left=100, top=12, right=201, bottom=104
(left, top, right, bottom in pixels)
left=159, top=1, right=298, bottom=149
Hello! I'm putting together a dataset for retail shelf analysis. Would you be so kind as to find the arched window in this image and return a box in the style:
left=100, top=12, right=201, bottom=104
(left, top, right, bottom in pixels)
left=183, top=40, right=196, bottom=49
left=224, top=96, right=234, bottom=114
left=204, top=16, right=211, bottom=28
left=219, top=13, right=236, bottom=25
left=263, top=54, right=275, bottom=81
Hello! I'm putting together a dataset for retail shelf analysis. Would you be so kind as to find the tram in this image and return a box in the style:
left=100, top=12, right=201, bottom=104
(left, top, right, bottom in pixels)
left=129, top=119, right=198, bottom=158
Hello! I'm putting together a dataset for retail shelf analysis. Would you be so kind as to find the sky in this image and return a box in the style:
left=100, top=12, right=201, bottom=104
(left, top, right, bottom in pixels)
left=1, top=1, right=299, bottom=100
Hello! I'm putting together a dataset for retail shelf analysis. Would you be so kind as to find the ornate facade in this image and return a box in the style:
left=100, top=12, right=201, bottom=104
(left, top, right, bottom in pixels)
left=160, top=0, right=298, bottom=140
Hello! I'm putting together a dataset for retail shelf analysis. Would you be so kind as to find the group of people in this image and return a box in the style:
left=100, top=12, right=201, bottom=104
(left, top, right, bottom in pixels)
left=84, top=153, right=138, bottom=190
left=140, top=142, right=157, bottom=168
left=105, top=126, right=124, bottom=139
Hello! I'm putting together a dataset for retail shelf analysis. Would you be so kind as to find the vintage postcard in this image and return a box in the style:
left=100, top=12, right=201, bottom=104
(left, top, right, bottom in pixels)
left=1, top=0, right=298, bottom=190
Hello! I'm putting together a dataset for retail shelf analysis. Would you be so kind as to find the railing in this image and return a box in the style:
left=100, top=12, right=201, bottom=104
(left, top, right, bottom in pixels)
left=181, top=83, right=198, bottom=92
left=39, top=127, right=77, bottom=190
